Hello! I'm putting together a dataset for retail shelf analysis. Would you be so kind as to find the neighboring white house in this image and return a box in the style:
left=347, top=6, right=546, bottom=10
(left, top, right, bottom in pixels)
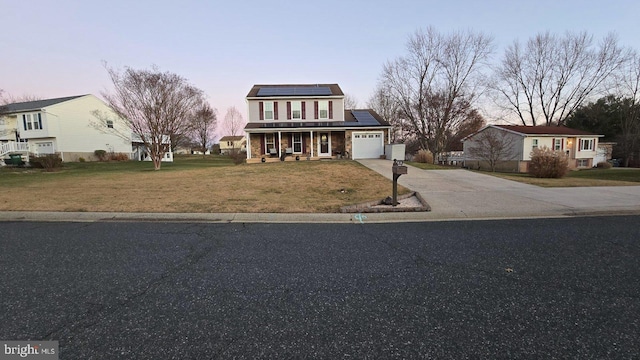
left=131, top=134, right=174, bottom=162
left=0, top=95, right=131, bottom=162
left=219, top=135, right=246, bottom=155
left=244, top=84, right=392, bottom=163
left=463, top=125, right=604, bottom=172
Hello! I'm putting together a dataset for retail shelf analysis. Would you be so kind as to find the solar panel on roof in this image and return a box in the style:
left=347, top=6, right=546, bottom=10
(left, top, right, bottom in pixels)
left=351, top=110, right=380, bottom=125
left=256, top=86, right=332, bottom=96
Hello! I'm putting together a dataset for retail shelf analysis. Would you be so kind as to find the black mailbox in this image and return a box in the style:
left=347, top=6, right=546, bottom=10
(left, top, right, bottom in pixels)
left=391, top=159, right=407, bottom=206
left=392, top=165, right=407, bottom=174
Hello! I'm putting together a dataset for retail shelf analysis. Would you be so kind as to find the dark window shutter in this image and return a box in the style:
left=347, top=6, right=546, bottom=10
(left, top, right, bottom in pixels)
left=302, top=134, right=306, bottom=153
left=301, top=101, right=306, bottom=119
left=22, top=115, right=27, bottom=130
left=274, top=102, right=279, bottom=120
left=260, top=134, right=265, bottom=155
left=289, top=134, right=293, bottom=149
left=275, top=134, right=279, bottom=150
left=314, top=101, right=319, bottom=119
left=259, top=102, right=264, bottom=120
left=287, top=101, right=292, bottom=120
left=578, top=139, right=582, bottom=151
left=329, top=101, right=333, bottom=119
left=552, top=138, right=555, bottom=150
left=561, top=138, right=564, bottom=150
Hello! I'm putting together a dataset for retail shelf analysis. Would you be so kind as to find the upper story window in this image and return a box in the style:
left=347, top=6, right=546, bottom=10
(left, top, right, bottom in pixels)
left=22, top=113, right=43, bottom=130
left=259, top=101, right=278, bottom=121
left=315, top=100, right=333, bottom=119
left=532, top=139, right=538, bottom=149
left=291, top=101, right=302, bottom=120
left=264, top=102, right=274, bottom=120
left=554, top=138, right=562, bottom=151
left=580, top=139, right=594, bottom=151
left=106, top=120, right=114, bottom=128
left=318, top=101, right=328, bottom=119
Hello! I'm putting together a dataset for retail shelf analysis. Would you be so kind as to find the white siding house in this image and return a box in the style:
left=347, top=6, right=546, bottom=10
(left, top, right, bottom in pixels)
left=1, top=95, right=131, bottom=162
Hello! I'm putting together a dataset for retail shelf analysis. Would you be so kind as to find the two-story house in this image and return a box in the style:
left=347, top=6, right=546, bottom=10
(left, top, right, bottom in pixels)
left=244, top=84, right=391, bottom=163
left=463, top=125, right=604, bottom=172
left=0, top=94, right=132, bottom=163
left=219, top=135, right=246, bottom=155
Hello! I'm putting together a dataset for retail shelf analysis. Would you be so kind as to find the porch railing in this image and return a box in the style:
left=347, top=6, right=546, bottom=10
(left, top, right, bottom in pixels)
left=0, top=141, right=29, bottom=156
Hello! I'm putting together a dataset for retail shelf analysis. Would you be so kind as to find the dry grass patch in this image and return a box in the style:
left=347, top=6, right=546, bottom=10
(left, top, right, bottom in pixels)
left=0, top=160, right=408, bottom=213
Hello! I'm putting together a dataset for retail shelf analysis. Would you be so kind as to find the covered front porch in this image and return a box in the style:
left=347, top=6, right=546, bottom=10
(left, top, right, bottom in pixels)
left=246, top=130, right=348, bottom=164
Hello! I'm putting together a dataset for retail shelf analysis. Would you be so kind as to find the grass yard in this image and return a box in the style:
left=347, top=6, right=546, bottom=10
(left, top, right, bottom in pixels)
left=405, top=161, right=456, bottom=170
left=486, top=168, right=640, bottom=187
left=0, top=155, right=408, bottom=213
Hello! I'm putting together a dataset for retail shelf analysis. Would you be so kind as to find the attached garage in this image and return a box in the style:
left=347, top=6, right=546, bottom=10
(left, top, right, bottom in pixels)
left=352, top=131, right=384, bottom=159
left=35, top=141, right=55, bottom=154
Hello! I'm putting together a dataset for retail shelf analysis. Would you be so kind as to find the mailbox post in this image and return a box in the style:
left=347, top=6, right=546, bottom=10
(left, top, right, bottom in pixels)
left=391, top=159, right=407, bottom=206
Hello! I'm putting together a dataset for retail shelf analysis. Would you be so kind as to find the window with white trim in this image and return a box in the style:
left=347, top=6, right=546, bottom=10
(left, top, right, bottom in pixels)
left=554, top=138, right=562, bottom=151
left=265, top=134, right=275, bottom=152
left=318, top=101, right=329, bottom=119
left=532, top=139, right=538, bottom=150
left=106, top=120, right=114, bottom=128
left=293, top=133, right=302, bottom=153
left=264, top=102, right=274, bottom=120
left=291, top=101, right=302, bottom=120
left=22, top=113, right=42, bottom=130
left=577, top=159, right=589, bottom=167
left=580, top=139, right=594, bottom=151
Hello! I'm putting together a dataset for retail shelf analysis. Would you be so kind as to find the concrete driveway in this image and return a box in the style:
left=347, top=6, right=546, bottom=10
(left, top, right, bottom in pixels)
left=358, top=159, right=640, bottom=220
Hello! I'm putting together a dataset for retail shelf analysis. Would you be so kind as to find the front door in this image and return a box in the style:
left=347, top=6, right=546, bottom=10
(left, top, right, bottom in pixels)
left=318, top=132, right=330, bottom=156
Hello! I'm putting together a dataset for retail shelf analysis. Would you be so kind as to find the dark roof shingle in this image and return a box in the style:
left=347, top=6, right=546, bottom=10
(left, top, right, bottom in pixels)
left=495, top=125, right=600, bottom=136
left=246, top=84, right=343, bottom=97
left=1, top=95, right=86, bottom=113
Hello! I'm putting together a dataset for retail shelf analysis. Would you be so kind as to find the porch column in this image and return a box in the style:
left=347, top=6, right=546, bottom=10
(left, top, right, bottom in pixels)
left=278, top=131, right=282, bottom=158
left=310, top=131, right=314, bottom=158
left=246, top=132, right=251, bottom=159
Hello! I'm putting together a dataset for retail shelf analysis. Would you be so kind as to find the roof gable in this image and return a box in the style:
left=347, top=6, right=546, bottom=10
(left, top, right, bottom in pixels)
left=1, top=95, right=87, bottom=113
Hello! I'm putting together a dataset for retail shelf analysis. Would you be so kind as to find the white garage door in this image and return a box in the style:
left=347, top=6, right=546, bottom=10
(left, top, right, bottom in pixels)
left=36, top=142, right=55, bottom=154
left=352, top=132, right=384, bottom=159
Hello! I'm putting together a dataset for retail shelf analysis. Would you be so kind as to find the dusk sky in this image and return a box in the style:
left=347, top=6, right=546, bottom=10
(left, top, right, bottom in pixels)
left=2, top=0, right=639, bottom=134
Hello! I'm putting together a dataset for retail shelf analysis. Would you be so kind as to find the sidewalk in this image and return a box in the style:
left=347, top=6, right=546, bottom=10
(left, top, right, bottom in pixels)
left=357, top=159, right=640, bottom=220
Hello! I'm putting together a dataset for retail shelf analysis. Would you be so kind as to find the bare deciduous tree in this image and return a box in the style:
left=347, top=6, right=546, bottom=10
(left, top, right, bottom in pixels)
left=190, top=102, right=217, bottom=157
left=380, top=27, right=493, bottom=161
left=612, top=51, right=640, bottom=166
left=492, top=31, right=629, bottom=126
left=221, top=106, right=245, bottom=137
left=100, top=65, right=204, bottom=170
left=367, top=85, right=406, bottom=143
left=0, top=91, right=42, bottom=106
left=466, top=127, right=518, bottom=172
left=343, top=93, right=360, bottom=109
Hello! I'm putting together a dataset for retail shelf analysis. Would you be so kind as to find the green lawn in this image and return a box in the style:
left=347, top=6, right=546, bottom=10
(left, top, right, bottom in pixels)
left=486, top=168, right=640, bottom=187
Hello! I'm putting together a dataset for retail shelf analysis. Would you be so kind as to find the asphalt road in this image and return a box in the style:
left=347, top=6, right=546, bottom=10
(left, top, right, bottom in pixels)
left=1, top=216, right=639, bottom=359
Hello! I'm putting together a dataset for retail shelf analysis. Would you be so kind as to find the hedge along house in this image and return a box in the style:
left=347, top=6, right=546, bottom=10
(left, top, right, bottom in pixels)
left=244, top=84, right=391, bottom=163
left=462, top=125, right=604, bottom=172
